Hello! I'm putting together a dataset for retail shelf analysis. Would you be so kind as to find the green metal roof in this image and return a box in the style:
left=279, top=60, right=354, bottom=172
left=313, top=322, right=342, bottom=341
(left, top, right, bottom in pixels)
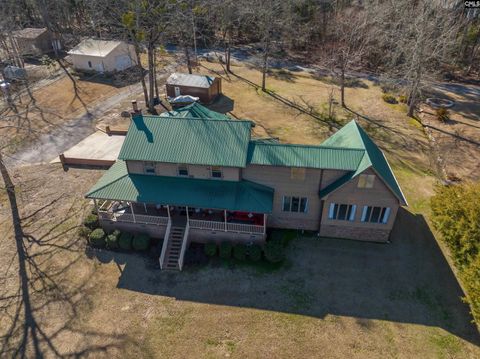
left=118, top=115, right=252, bottom=167
left=320, top=120, right=407, bottom=205
left=160, top=103, right=231, bottom=121
left=86, top=161, right=274, bottom=213
left=247, top=142, right=365, bottom=170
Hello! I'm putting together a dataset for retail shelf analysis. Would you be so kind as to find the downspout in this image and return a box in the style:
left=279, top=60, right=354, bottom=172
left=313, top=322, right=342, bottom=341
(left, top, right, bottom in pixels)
left=317, top=169, right=325, bottom=234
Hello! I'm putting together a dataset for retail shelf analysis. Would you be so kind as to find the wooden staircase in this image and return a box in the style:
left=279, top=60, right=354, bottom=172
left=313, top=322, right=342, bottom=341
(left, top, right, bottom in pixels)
left=161, top=226, right=185, bottom=270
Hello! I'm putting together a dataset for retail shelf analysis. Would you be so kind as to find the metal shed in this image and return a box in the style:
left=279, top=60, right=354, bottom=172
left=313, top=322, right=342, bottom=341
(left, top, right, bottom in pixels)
left=166, top=73, right=222, bottom=104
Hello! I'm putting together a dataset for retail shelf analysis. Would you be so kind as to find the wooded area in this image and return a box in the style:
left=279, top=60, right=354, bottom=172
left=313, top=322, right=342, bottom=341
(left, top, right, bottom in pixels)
left=1, top=0, right=479, bottom=115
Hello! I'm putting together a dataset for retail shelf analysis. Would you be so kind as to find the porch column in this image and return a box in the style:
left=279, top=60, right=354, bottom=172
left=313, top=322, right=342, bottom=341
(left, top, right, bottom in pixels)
left=224, top=210, right=227, bottom=232
left=143, top=202, right=147, bottom=214
left=186, top=206, right=189, bottom=224
left=130, top=202, right=136, bottom=223
left=263, top=214, right=267, bottom=234
left=166, top=205, right=171, bottom=219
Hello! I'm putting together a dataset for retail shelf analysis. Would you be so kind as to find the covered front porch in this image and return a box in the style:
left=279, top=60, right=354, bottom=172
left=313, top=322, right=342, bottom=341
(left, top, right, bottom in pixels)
left=96, top=199, right=266, bottom=235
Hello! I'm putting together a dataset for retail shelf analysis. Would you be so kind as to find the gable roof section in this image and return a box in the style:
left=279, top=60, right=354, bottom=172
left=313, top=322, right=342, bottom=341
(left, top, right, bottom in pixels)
left=167, top=73, right=216, bottom=88
left=320, top=120, right=407, bottom=205
left=118, top=115, right=252, bottom=167
left=160, top=102, right=231, bottom=121
left=86, top=160, right=274, bottom=213
left=68, top=39, right=123, bottom=57
left=247, top=142, right=365, bottom=171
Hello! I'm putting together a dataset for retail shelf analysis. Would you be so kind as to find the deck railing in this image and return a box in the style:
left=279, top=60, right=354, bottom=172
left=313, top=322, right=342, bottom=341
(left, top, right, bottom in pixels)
left=178, top=222, right=190, bottom=271
left=134, top=214, right=169, bottom=226
left=98, top=209, right=168, bottom=226
left=189, top=219, right=225, bottom=231
left=159, top=220, right=172, bottom=270
left=226, top=222, right=264, bottom=234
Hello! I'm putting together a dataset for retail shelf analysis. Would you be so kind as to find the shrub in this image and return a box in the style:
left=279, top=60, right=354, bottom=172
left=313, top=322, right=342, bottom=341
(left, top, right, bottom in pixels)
left=248, top=244, right=262, bottom=262
left=78, top=226, right=92, bottom=239
left=382, top=94, right=397, bottom=104
left=204, top=242, right=217, bottom=257
left=119, top=232, right=133, bottom=250
left=399, top=94, right=408, bottom=103
left=84, top=213, right=99, bottom=229
left=263, top=240, right=285, bottom=263
left=106, top=233, right=119, bottom=249
left=233, top=244, right=247, bottom=261
left=89, top=228, right=106, bottom=248
left=219, top=242, right=232, bottom=259
left=132, top=234, right=150, bottom=251
left=436, top=108, right=449, bottom=122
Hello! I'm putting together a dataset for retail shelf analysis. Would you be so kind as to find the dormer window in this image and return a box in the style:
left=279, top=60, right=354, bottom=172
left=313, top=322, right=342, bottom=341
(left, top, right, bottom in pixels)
left=211, top=166, right=222, bottom=179
left=358, top=174, right=375, bottom=188
left=144, top=161, right=155, bottom=175
left=178, top=165, right=189, bottom=177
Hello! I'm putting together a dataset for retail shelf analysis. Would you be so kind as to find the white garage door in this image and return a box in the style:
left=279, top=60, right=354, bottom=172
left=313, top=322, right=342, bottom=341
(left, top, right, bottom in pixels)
left=115, top=55, right=132, bottom=71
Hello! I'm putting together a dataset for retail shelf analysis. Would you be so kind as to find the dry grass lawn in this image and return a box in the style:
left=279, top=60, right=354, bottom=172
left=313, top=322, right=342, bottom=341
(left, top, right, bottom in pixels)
left=1, top=61, right=479, bottom=358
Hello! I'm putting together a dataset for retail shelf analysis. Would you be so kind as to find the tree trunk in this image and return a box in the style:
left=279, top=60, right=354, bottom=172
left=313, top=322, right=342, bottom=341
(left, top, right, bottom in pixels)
left=147, top=44, right=156, bottom=114
left=226, top=41, right=231, bottom=73
left=261, top=39, right=269, bottom=92
left=407, top=77, right=420, bottom=118
left=185, top=46, right=192, bottom=74
left=134, top=44, right=149, bottom=108
left=340, top=66, right=346, bottom=108
left=153, top=49, right=159, bottom=101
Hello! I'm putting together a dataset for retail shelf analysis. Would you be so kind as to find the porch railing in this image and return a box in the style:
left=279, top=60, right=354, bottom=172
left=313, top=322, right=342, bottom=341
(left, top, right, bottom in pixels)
left=189, top=219, right=225, bottom=231
left=134, top=214, right=168, bottom=226
left=178, top=222, right=190, bottom=271
left=227, top=222, right=264, bottom=234
left=98, top=210, right=168, bottom=226
left=159, top=219, right=172, bottom=270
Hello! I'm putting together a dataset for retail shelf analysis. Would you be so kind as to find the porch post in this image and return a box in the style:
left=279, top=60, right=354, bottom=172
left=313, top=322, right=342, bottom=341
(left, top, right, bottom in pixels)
left=186, top=206, right=189, bottom=224
left=224, top=210, right=227, bottom=232
left=130, top=202, right=136, bottom=223
left=263, top=214, right=267, bottom=234
left=93, top=199, right=99, bottom=214
left=167, top=205, right=170, bottom=219
left=143, top=202, right=147, bottom=214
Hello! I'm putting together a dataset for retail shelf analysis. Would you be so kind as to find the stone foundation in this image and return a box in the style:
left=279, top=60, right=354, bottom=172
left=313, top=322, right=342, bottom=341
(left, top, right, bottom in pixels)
left=319, top=224, right=391, bottom=242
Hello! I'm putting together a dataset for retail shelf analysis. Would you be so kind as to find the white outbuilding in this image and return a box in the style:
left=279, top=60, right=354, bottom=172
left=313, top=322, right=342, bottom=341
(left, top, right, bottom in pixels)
left=68, top=39, right=137, bottom=73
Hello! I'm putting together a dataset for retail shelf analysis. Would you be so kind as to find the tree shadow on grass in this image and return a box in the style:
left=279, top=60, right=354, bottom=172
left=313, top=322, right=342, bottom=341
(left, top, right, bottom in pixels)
left=94, top=208, right=479, bottom=347
left=0, top=197, right=137, bottom=358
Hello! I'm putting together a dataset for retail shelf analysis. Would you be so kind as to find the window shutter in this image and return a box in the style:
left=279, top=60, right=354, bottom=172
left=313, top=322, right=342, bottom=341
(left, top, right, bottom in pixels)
left=349, top=205, right=357, bottom=221
left=328, top=203, right=335, bottom=219
left=361, top=206, right=368, bottom=222
left=382, top=207, right=391, bottom=224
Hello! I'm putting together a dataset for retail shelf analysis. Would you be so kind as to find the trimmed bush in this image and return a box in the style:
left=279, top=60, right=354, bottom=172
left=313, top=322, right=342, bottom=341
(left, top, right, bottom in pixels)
left=132, top=234, right=150, bottom=251
left=204, top=242, right=217, bottom=257
left=78, top=226, right=92, bottom=239
left=219, top=242, right=232, bottom=259
left=382, top=94, right=397, bottom=104
left=263, top=240, right=285, bottom=263
left=106, top=233, right=119, bottom=249
left=89, top=228, right=106, bottom=248
left=436, top=108, right=449, bottom=122
left=84, top=213, right=99, bottom=230
left=119, top=232, right=133, bottom=250
left=233, top=244, right=247, bottom=261
left=248, top=244, right=262, bottom=262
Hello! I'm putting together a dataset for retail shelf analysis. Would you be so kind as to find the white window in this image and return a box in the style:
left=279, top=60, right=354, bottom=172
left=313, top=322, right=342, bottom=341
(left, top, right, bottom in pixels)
left=211, top=166, right=222, bottom=179
left=290, top=167, right=306, bottom=181
left=282, top=196, right=308, bottom=213
left=358, top=174, right=376, bottom=188
left=144, top=161, right=155, bottom=175
left=361, top=206, right=391, bottom=224
left=178, top=165, right=189, bottom=177
left=328, top=203, right=356, bottom=221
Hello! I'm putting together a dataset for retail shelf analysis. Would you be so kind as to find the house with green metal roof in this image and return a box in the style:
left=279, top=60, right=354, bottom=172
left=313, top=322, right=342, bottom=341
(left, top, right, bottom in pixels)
left=86, top=103, right=407, bottom=270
